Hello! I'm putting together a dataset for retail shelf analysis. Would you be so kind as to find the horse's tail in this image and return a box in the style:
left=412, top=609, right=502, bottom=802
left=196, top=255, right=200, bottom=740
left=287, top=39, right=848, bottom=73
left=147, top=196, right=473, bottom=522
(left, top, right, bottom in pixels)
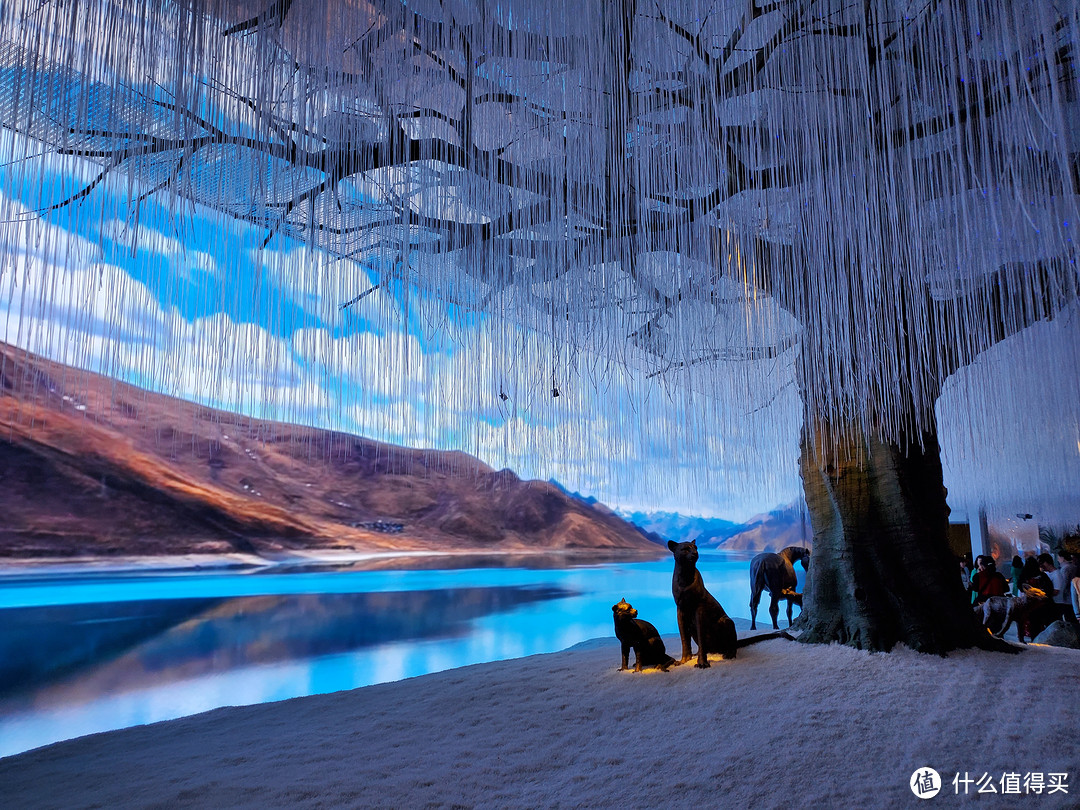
left=736, top=630, right=797, bottom=648
left=748, top=555, right=768, bottom=586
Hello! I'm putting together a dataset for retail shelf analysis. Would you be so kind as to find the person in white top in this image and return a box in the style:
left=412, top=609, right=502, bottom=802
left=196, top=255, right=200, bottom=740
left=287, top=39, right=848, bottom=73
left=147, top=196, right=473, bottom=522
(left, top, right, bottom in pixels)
left=1047, top=552, right=1078, bottom=624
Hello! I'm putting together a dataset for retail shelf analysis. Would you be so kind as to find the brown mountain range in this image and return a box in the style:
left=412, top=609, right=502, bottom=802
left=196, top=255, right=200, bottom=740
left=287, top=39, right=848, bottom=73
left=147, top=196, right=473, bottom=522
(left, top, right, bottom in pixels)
left=0, top=342, right=659, bottom=561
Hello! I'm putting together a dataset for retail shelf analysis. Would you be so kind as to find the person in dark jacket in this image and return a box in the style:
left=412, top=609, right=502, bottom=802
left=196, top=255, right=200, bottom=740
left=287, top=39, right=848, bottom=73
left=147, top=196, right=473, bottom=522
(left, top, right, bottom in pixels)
left=1018, top=555, right=1056, bottom=638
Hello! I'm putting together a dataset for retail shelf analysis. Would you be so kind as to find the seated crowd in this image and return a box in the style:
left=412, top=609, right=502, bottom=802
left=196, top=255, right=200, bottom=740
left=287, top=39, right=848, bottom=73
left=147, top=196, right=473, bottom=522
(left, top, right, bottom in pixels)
left=963, top=550, right=1079, bottom=641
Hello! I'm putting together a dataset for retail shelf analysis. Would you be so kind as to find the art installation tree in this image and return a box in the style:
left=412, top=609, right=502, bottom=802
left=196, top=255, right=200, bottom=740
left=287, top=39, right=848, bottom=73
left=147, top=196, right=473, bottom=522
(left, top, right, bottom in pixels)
left=0, top=0, right=1077, bottom=652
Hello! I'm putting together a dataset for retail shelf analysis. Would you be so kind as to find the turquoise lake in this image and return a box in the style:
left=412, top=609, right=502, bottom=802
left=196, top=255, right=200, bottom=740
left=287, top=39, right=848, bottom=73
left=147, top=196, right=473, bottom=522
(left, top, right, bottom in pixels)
left=0, top=549, right=804, bottom=758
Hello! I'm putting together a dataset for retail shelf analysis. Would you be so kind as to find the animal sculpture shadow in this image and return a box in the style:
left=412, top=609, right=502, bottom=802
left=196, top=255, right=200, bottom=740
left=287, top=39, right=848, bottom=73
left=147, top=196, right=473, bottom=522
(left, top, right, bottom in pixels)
left=668, top=540, right=738, bottom=666
left=976, top=586, right=1048, bottom=644
left=749, top=546, right=811, bottom=630
left=612, top=599, right=676, bottom=672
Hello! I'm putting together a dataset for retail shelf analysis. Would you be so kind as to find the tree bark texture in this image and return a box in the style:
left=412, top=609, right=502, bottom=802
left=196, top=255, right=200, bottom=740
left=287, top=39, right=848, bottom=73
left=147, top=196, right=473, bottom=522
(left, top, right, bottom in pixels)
left=797, top=414, right=991, bottom=654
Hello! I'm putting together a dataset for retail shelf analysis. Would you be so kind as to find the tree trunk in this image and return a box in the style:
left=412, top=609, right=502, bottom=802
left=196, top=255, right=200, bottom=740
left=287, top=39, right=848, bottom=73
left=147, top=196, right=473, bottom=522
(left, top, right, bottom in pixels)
left=797, top=412, right=996, bottom=654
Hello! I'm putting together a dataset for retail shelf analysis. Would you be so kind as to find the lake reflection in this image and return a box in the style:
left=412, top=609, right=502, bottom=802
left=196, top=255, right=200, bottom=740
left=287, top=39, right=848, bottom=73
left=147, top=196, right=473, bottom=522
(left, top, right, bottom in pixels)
left=0, top=550, right=785, bottom=758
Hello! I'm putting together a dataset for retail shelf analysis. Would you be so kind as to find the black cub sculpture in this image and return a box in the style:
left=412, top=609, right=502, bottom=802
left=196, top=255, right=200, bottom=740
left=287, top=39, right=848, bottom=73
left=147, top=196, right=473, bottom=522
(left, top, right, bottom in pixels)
left=668, top=539, right=738, bottom=666
left=612, top=598, right=675, bottom=672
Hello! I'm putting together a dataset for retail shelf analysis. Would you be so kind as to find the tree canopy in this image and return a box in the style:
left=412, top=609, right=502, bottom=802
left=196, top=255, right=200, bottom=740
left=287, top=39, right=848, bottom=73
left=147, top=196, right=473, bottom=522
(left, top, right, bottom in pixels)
left=0, top=0, right=1077, bottom=523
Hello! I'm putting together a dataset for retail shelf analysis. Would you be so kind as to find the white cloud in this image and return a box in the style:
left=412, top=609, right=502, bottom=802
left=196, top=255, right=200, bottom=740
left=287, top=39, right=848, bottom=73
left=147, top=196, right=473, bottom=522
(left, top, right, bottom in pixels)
left=175, top=250, right=218, bottom=282
left=0, top=196, right=101, bottom=267
left=2, top=253, right=165, bottom=351
left=99, top=219, right=187, bottom=258
left=0, top=239, right=329, bottom=427
left=254, top=246, right=397, bottom=331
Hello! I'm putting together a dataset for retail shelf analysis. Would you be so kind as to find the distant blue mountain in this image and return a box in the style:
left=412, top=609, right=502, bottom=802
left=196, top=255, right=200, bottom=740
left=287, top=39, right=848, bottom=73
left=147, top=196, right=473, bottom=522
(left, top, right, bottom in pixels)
left=546, top=479, right=600, bottom=507
left=543, top=479, right=811, bottom=552
left=619, top=503, right=811, bottom=552
left=617, top=510, right=742, bottom=546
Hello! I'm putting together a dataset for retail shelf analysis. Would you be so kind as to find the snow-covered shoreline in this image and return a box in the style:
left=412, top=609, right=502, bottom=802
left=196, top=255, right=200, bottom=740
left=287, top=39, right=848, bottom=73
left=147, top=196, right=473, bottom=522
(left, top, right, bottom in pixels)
left=1, top=635, right=1076, bottom=809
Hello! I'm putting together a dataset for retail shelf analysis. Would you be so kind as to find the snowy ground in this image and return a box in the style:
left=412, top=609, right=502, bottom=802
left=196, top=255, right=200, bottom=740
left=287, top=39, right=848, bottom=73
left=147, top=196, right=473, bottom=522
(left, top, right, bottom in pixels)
left=0, top=632, right=1077, bottom=809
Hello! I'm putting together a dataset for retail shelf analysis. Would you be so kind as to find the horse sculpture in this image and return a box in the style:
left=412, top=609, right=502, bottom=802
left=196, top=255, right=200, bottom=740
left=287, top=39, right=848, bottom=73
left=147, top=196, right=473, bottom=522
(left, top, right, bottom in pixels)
left=975, top=586, right=1049, bottom=644
left=749, top=546, right=811, bottom=630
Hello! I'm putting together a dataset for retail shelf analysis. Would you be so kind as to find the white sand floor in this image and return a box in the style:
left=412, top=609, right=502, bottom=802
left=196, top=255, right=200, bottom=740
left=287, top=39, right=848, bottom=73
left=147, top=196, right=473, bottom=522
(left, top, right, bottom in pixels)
left=0, top=635, right=1077, bottom=809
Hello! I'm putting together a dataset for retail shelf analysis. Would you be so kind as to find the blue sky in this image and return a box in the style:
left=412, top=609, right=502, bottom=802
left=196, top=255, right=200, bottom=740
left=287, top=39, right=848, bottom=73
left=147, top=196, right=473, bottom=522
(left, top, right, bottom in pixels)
left=0, top=129, right=805, bottom=521
left=3, top=134, right=1078, bottom=527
